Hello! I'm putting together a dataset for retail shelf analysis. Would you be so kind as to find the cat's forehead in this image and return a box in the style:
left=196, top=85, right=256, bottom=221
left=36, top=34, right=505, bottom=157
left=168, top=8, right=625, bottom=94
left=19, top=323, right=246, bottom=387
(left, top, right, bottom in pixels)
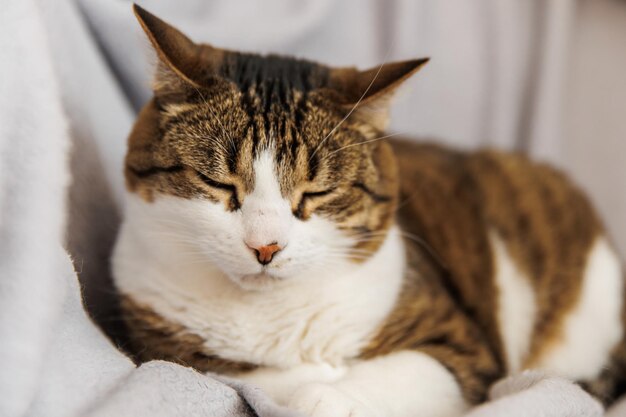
left=170, top=51, right=339, bottom=146
left=217, top=52, right=331, bottom=96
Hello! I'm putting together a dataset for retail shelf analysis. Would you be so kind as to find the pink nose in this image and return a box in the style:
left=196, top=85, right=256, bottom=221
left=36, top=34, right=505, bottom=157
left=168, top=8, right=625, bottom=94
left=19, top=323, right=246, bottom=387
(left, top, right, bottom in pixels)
left=247, top=242, right=282, bottom=265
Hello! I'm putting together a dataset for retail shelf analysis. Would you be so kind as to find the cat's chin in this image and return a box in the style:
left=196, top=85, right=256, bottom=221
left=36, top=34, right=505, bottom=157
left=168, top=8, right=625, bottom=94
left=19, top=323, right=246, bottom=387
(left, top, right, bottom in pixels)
left=236, top=272, right=286, bottom=291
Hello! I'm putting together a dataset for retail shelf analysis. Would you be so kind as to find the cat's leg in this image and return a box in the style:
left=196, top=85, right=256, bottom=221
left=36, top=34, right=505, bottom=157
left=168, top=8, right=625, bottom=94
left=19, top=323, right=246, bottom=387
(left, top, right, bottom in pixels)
left=288, top=351, right=468, bottom=417
left=226, top=363, right=347, bottom=405
left=525, top=236, right=625, bottom=403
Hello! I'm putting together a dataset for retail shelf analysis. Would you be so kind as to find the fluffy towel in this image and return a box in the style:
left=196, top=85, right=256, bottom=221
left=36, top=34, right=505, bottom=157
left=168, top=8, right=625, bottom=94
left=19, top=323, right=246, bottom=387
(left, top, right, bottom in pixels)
left=0, top=1, right=294, bottom=416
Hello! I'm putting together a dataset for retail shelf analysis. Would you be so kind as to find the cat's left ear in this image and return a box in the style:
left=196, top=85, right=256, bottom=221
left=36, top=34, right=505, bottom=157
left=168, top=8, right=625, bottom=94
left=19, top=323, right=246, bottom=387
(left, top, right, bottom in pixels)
left=133, top=4, right=224, bottom=98
left=328, top=58, right=429, bottom=130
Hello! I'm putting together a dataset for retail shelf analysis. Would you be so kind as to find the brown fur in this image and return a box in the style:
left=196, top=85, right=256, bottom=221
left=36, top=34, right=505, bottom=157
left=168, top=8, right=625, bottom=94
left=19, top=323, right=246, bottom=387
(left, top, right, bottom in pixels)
left=121, top=295, right=257, bottom=373
left=116, top=5, right=626, bottom=408
left=125, top=5, right=418, bottom=256
left=362, top=140, right=614, bottom=404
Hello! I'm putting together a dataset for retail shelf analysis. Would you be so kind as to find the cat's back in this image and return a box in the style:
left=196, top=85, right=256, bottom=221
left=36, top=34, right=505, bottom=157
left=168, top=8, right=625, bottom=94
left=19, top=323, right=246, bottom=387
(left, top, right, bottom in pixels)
left=392, top=138, right=626, bottom=403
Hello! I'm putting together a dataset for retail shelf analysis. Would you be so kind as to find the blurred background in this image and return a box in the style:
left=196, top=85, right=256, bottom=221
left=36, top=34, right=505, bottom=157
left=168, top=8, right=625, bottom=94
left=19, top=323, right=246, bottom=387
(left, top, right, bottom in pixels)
left=30, top=0, right=625, bottom=324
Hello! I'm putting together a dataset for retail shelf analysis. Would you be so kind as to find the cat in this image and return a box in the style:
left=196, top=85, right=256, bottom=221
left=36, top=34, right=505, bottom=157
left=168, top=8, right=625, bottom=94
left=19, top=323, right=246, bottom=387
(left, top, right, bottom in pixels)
left=112, top=5, right=626, bottom=417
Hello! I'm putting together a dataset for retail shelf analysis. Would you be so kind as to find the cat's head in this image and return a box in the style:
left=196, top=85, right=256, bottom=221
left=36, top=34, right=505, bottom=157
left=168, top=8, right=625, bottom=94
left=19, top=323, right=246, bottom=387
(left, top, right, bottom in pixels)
left=125, top=5, right=427, bottom=290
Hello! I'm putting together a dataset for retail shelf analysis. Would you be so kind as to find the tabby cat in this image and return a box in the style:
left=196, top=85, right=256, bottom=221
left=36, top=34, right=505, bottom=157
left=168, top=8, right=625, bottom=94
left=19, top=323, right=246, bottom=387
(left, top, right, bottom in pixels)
left=113, top=5, right=626, bottom=416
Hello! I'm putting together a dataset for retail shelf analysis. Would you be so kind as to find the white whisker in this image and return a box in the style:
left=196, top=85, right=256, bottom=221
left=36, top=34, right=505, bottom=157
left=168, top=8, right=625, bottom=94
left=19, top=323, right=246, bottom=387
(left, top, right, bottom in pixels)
left=193, top=85, right=237, bottom=153
left=326, top=131, right=406, bottom=159
left=309, top=57, right=390, bottom=162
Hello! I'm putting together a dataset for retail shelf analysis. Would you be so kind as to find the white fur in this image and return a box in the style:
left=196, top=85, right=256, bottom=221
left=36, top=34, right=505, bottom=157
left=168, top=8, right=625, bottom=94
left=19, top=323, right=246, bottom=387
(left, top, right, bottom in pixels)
left=113, top=149, right=407, bottom=371
left=118, top=150, right=363, bottom=290
left=240, top=150, right=293, bottom=250
left=288, top=351, right=468, bottom=417
left=114, top=203, right=405, bottom=367
left=491, top=232, right=537, bottom=374
left=533, top=237, right=623, bottom=380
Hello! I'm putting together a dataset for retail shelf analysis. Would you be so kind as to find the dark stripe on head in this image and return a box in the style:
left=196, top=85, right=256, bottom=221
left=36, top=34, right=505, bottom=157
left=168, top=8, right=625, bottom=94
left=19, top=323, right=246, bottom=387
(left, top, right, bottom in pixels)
left=307, top=145, right=320, bottom=181
left=240, top=88, right=257, bottom=119
left=219, top=53, right=330, bottom=95
left=289, top=135, right=300, bottom=160
left=219, top=53, right=329, bottom=144
left=294, top=93, right=308, bottom=130
left=128, top=165, right=184, bottom=178
left=226, top=142, right=238, bottom=174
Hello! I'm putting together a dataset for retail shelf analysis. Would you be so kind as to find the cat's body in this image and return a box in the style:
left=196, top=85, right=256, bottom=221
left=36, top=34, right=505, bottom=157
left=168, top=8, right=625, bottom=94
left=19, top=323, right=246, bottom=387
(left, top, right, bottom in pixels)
left=113, top=6, right=626, bottom=416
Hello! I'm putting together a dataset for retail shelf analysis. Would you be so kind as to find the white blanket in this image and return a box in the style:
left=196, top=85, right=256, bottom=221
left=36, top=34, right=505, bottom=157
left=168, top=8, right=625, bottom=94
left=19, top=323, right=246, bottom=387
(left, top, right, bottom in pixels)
left=0, top=0, right=622, bottom=416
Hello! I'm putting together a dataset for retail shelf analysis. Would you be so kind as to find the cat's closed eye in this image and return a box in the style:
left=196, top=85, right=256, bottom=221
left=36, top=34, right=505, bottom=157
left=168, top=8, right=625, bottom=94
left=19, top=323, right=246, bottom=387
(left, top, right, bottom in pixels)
left=294, top=188, right=336, bottom=219
left=194, top=170, right=241, bottom=210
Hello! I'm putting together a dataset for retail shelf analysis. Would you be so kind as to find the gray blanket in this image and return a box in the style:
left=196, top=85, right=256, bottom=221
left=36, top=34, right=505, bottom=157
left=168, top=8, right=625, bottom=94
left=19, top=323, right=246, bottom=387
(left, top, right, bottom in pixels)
left=0, top=0, right=623, bottom=416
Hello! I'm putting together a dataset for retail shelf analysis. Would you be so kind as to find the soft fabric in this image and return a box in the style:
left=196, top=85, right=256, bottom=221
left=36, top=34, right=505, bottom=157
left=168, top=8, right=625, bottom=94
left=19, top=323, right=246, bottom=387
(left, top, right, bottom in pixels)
left=0, top=1, right=293, bottom=417
left=0, top=0, right=624, bottom=416
left=467, top=371, right=604, bottom=417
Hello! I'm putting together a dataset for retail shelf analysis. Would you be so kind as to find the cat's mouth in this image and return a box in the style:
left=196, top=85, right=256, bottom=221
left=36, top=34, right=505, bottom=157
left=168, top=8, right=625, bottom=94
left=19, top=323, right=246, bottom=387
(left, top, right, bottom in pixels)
left=238, top=271, right=284, bottom=290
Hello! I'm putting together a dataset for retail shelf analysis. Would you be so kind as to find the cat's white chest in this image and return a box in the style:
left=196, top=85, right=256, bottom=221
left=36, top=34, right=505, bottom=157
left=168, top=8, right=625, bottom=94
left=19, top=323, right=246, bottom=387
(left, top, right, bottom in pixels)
left=113, top=218, right=406, bottom=367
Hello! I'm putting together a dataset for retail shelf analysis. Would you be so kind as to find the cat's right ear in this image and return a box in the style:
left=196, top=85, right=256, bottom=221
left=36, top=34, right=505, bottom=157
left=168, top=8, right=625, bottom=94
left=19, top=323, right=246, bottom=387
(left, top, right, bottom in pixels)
left=133, top=4, right=223, bottom=96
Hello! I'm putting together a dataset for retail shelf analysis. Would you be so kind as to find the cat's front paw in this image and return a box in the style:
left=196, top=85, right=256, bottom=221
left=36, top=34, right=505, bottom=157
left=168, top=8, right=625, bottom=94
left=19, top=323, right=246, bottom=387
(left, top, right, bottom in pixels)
left=288, top=383, right=377, bottom=417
